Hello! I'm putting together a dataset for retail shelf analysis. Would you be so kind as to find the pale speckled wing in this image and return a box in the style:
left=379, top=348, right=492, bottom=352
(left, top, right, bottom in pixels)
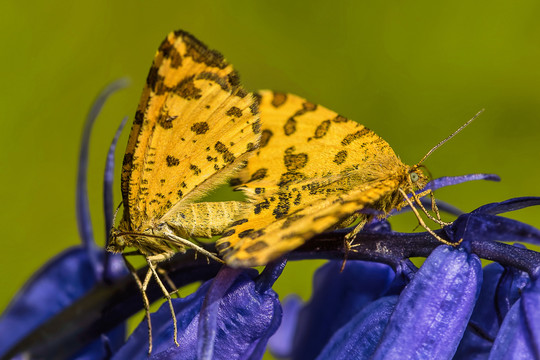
left=218, top=176, right=403, bottom=267
left=121, top=30, right=260, bottom=231
left=166, top=201, right=251, bottom=239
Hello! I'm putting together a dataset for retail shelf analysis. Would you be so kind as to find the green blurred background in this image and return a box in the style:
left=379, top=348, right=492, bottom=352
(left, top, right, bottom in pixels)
left=1, top=0, right=539, bottom=337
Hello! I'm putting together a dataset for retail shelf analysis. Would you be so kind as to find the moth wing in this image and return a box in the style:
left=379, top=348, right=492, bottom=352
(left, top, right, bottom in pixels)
left=217, top=177, right=401, bottom=267
left=219, top=90, right=407, bottom=266
left=121, top=30, right=260, bottom=229
left=232, top=90, right=399, bottom=189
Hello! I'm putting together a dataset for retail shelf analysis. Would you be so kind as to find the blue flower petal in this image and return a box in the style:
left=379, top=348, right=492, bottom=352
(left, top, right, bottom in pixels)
left=372, top=246, right=482, bottom=360
left=212, top=269, right=282, bottom=360
left=114, top=266, right=282, bottom=360
left=0, top=246, right=125, bottom=358
left=76, top=79, right=129, bottom=279
left=363, top=218, right=392, bottom=233
left=198, top=267, right=247, bottom=359
left=315, top=296, right=399, bottom=360
left=423, top=174, right=500, bottom=192
left=489, top=276, right=540, bottom=359
left=268, top=295, right=303, bottom=358
left=454, top=263, right=504, bottom=359
left=290, top=261, right=395, bottom=360
left=472, top=197, right=540, bottom=215
left=448, top=213, right=540, bottom=245
left=112, top=279, right=212, bottom=360
left=391, top=174, right=499, bottom=217
left=495, top=261, right=530, bottom=319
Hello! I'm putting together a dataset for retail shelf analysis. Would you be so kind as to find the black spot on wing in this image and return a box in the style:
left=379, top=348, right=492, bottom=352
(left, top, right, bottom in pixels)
left=284, top=118, right=296, bottom=135
left=252, top=121, right=261, bottom=134
left=175, top=76, right=202, bottom=100
left=177, top=30, right=228, bottom=69
left=214, top=141, right=236, bottom=163
left=249, top=168, right=268, bottom=182
left=158, top=114, right=178, bottom=129
left=260, top=129, right=273, bottom=148
left=191, top=122, right=209, bottom=134
left=230, top=218, right=248, bottom=226
left=273, top=192, right=292, bottom=219
left=159, top=38, right=183, bottom=68
left=284, top=147, right=308, bottom=171
left=166, top=155, right=180, bottom=167
left=190, top=164, right=201, bottom=175
left=313, top=120, right=331, bottom=139
left=238, top=229, right=266, bottom=240
left=333, top=115, right=348, bottom=123
left=302, top=101, right=317, bottom=112
left=271, top=92, right=287, bottom=107
left=254, top=199, right=270, bottom=214
left=244, top=240, right=269, bottom=253
left=341, top=128, right=370, bottom=146
left=333, top=150, right=348, bottom=165
left=226, top=106, right=243, bottom=118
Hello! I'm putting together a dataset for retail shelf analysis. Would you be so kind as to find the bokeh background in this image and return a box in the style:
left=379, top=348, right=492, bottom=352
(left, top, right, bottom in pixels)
left=1, top=0, right=539, bottom=345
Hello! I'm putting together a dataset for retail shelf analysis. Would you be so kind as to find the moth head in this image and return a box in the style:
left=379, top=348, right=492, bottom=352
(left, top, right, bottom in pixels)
left=107, top=228, right=127, bottom=253
left=407, top=165, right=429, bottom=191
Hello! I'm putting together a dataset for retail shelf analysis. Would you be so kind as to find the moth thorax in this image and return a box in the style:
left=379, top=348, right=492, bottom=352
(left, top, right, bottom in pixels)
left=130, top=230, right=179, bottom=257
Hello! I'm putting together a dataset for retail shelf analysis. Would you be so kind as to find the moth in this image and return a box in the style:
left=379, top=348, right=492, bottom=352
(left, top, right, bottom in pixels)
left=216, top=91, right=478, bottom=267
left=108, top=30, right=260, bottom=353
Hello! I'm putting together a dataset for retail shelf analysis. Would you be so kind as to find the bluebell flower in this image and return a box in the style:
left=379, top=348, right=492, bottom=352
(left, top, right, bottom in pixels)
left=0, top=247, right=125, bottom=359
left=3, top=82, right=540, bottom=360
left=270, top=196, right=540, bottom=359
left=113, top=263, right=283, bottom=360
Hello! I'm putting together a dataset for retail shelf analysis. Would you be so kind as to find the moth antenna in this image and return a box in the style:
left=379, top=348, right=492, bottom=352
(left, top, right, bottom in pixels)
left=417, top=109, right=484, bottom=166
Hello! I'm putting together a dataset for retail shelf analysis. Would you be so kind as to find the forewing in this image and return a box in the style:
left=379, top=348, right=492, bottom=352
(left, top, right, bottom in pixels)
left=219, top=91, right=406, bottom=266
left=121, top=30, right=260, bottom=229
left=217, top=177, right=401, bottom=267
left=233, top=90, right=399, bottom=189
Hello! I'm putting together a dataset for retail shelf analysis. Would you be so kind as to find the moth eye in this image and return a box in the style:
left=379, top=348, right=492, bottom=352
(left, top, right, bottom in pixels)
left=410, top=172, right=419, bottom=182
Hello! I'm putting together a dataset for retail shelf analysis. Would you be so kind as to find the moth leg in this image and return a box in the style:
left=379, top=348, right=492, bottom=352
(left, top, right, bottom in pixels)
left=157, top=267, right=180, bottom=297
left=341, top=219, right=367, bottom=272
left=162, top=229, right=224, bottom=264
left=430, top=191, right=444, bottom=224
left=122, top=255, right=153, bottom=354
left=410, top=189, right=451, bottom=227
left=344, top=219, right=368, bottom=244
left=146, top=255, right=180, bottom=348
left=399, top=188, right=460, bottom=246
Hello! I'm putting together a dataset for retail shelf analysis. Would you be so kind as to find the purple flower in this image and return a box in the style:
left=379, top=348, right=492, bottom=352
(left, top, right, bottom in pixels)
left=113, top=263, right=283, bottom=360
